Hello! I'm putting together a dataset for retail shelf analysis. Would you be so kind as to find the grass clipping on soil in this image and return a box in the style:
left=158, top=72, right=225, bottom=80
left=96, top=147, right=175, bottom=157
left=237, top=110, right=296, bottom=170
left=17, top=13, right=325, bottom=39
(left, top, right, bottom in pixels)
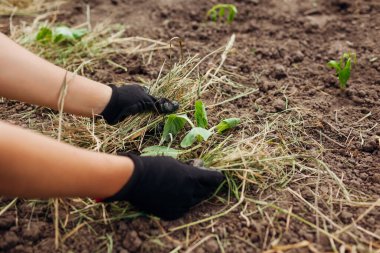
left=2, top=17, right=380, bottom=253
left=0, top=0, right=65, bottom=16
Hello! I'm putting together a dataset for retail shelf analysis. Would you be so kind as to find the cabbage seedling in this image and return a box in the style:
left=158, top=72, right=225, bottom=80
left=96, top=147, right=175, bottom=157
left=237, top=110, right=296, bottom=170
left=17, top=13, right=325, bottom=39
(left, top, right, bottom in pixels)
left=36, top=26, right=88, bottom=44
left=327, top=52, right=356, bottom=89
left=207, top=4, right=238, bottom=24
left=142, top=100, right=241, bottom=157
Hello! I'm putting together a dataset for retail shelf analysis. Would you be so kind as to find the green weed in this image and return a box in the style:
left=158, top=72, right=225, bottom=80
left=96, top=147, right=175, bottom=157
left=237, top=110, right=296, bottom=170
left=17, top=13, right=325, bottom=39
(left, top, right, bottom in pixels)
left=207, top=4, right=238, bottom=24
left=327, top=52, right=356, bottom=89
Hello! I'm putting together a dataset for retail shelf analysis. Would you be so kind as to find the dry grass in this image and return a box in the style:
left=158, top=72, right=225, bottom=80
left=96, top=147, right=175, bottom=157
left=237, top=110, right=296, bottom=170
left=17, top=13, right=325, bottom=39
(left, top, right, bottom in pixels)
left=0, top=0, right=65, bottom=16
left=0, top=9, right=379, bottom=253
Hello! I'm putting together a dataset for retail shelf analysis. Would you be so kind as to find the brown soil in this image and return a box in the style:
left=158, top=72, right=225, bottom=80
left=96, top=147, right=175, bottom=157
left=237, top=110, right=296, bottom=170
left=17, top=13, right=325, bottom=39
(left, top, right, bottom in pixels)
left=1, top=0, right=380, bottom=252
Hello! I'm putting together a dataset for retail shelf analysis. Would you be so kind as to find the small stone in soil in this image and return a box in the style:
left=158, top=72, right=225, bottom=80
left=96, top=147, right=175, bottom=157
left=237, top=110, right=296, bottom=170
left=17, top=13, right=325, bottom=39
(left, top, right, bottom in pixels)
left=205, top=239, right=219, bottom=253
left=340, top=210, right=353, bottom=223
left=291, top=50, right=305, bottom=63
left=22, top=223, right=44, bottom=241
left=273, top=98, right=286, bottom=112
left=272, top=64, right=287, bottom=80
left=325, top=76, right=338, bottom=87
left=122, top=230, right=142, bottom=252
left=361, top=137, right=380, bottom=153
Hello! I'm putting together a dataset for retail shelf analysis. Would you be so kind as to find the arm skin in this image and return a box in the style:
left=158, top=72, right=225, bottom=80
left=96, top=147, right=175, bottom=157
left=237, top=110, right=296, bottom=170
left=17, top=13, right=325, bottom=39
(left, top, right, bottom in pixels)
left=0, top=121, right=134, bottom=199
left=0, top=32, right=112, bottom=116
left=0, top=33, right=130, bottom=198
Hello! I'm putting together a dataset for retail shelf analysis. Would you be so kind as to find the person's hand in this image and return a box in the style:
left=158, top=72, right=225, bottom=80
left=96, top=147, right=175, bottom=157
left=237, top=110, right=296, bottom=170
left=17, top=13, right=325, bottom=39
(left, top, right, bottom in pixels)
left=101, top=154, right=225, bottom=220
left=100, top=84, right=179, bottom=125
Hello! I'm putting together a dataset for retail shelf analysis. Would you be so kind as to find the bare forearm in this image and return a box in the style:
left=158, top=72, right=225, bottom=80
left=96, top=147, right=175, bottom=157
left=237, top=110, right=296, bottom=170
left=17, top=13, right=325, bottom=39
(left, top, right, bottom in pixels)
left=0, top=121, right=133, bottom=198
left=0, top=32, right=111, bottom=116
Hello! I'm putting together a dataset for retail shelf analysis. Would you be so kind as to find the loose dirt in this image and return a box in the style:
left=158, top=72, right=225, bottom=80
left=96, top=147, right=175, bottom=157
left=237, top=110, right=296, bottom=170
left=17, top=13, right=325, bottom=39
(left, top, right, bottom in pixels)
left=1, top=0, right=379, bottom=252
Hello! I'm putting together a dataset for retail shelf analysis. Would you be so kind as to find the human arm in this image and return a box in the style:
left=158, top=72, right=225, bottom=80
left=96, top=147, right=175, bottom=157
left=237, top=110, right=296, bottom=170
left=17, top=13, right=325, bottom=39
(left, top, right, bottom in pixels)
left=0, top=32, right=112, bottom=117
left=0, top=120, right=133, bottom=198
left=0, top=121, right=224, bottom=220
left=0, top=32, right=178, bottom=123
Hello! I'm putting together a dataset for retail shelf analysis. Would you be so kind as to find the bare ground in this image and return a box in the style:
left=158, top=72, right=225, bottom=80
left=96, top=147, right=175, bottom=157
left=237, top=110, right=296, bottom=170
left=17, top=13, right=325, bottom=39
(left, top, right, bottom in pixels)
left=0, top=0, right=380, bottom=252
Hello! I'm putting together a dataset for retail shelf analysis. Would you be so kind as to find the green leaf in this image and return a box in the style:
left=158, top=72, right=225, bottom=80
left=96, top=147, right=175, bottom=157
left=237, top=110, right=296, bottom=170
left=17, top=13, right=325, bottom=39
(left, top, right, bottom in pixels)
left=219, top=7, right=225, bottom=19
left=194, top=100, right=208, bottom=128
left=211, top=10, right=218, bottom=21
left=161, top=114, right=190, bottom=142
left=207, top=4, right=237, bottom=23
left=327, top=60, right=341, bottom=73
left=227, top=6, right=237, bottom=23
left=36, top=26, right=87, bottom=44
left=53, top=26, right=75, bottom=42
left=338, top=58, right=351, bottom=89
left=231, top=5, right=238, bottom=15
left=36, top=27, right=52, bottom=42
left=216, top=118, right=240, bottom=134
left=342, top=52, right=351, bottom=59
left=52, top=26, right=88, bottom=43
left=141, top=146, right=181, bottom=159
left=180, top=127, right=212, bottom=148
left=72, top=28, right=87, bottom=39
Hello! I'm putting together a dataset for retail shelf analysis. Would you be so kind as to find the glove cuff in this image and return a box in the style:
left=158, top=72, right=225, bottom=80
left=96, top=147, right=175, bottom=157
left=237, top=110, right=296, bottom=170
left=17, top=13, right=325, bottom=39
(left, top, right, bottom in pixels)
left=101, top=153, right=143, bottom=202
left=100, top=85, right=120, bottom=125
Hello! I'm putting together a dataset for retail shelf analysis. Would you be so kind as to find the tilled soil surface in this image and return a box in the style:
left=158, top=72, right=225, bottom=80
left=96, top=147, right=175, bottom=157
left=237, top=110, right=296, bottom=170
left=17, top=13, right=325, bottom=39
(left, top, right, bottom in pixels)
left=1, top=0, right=380, bottom=252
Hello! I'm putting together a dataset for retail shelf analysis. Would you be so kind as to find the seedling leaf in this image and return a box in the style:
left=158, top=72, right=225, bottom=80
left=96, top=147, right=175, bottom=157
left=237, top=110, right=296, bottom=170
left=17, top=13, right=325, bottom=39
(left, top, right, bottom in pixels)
left=141, top=146, right=181, bottom=159
left=180, top=127, right=212, bottom=148
left=227, top=6, right=238, bottom=23
left=54, top=26, right=75, bottom=42
left=36, top=26, right=88, bottom=44
left=219, top=7, right=225, bottom=19
left=327, top=52, right=355, bottom=90
left=327, top=60, right=341, bottom=74
left=207, top=4, right=238, bottom=24
left=36, top=27, right=53, bottom=42
left=216, top=118, right=240, bottom=133
left=194, top=100, right=208, bottom=128
left=338, top=58, right=351, bottom=89
left=72, top=28, right=88, bottom=39
left=161, top=114, right=191, bottom=142
left=210, top=10, right=217, bottom=21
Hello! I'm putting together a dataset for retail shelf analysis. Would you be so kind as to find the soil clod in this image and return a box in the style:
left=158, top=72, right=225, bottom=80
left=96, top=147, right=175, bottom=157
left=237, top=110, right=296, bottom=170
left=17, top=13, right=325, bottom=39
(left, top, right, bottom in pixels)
left=272, top=64, right=287, bottom=80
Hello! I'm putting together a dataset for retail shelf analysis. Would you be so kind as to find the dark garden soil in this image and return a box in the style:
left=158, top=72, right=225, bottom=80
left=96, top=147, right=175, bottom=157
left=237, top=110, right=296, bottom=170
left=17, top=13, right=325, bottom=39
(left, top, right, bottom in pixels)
left=1, top=0, right=380, bottom=252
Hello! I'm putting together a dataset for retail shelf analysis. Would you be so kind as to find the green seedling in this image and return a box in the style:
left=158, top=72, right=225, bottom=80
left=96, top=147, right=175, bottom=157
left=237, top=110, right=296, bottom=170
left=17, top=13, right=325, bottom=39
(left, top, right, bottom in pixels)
left=327, top=52, right=356, bottom=89
left=215, top=118, right=240, bottom=134
left=36, top=26, right=88, bottom=44
left=142, top=100, right=241, bottom=158
left=207, top=4, right=238, bottom=24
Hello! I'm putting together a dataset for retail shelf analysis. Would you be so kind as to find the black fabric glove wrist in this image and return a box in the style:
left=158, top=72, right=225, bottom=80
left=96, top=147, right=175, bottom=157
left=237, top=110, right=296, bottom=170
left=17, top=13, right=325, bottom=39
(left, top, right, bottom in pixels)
left=101, top=84, right=179, bottom=125
left=103, top=154, right=225, bottom=220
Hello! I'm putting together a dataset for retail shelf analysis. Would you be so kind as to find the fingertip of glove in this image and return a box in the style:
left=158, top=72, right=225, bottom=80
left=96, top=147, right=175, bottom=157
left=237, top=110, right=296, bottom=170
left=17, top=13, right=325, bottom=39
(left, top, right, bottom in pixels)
left=157, top=99, right=179, bottom=113
left=212, top=171, right=225, bottom=186
left=200, top=170, right=225, bottom=188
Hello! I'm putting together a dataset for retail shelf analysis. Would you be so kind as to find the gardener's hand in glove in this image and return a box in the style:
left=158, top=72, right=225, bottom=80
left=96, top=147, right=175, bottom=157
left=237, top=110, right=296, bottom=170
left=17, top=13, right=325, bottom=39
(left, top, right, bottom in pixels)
left=101, top=84, right=179, bottom=125
left=101, top=154, right=225, bottom=220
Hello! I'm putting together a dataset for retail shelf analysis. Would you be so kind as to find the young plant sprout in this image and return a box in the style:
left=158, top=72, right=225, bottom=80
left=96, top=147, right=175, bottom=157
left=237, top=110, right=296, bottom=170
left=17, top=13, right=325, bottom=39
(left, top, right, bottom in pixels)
left=327, top=52, right=356, bottom=89
left=142, top=100, right=241, bottom=158
left=207, top=4, right=238, bottom=24
left=36, top=26, right=88, bottom=44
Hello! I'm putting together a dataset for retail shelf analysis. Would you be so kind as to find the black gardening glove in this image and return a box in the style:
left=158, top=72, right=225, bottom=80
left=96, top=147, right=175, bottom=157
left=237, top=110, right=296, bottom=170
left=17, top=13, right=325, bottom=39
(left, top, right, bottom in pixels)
left=101, top=84, right=179, bottom=125
left=102, top=154, right=225, bottom=220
